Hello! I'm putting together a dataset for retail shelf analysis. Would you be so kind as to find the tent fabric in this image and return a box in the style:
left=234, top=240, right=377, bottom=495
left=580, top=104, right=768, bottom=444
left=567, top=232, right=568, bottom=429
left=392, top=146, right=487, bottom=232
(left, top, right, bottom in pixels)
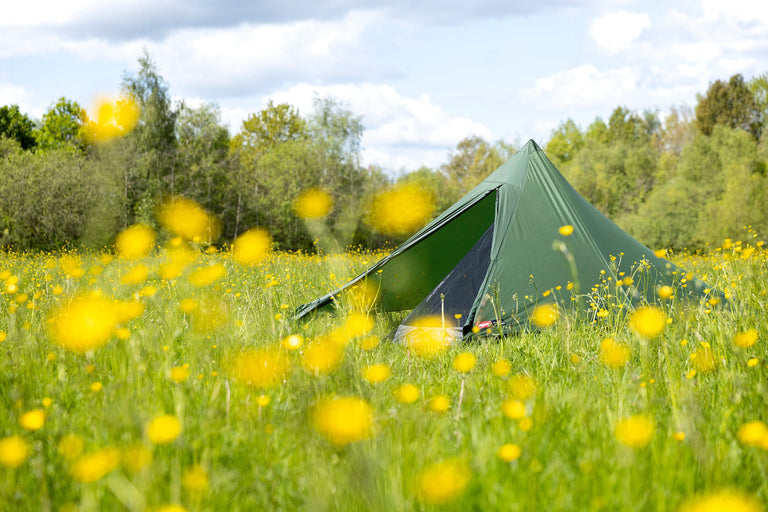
left=295, top=139, right=721, bottom=339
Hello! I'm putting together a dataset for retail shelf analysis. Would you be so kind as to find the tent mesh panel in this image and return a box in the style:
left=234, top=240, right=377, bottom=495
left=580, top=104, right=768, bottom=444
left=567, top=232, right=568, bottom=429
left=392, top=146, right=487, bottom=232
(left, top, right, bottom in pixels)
left=400, top=222, right=494, bottom=328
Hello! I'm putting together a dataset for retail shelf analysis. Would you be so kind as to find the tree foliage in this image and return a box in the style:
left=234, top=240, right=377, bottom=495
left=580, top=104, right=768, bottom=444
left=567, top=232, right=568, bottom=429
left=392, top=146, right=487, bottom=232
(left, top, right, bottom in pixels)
left=37, top=97, right=88, bottom=152
left=695, top=74, right=760, bottom=139
left=0, top=105, right=37, bottom=150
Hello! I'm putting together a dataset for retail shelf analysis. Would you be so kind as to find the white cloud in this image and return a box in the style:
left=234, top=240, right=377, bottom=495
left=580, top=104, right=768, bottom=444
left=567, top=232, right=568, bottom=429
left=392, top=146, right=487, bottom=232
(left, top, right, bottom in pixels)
left=263, top=82, right=492, bottom=170
left=0, top=0, right=101, bottom=27
left=0, top=83, right=44, bottom=118
left=520, top=65, right=639, bottom=109
left=591, top=11, right=650, bottom=53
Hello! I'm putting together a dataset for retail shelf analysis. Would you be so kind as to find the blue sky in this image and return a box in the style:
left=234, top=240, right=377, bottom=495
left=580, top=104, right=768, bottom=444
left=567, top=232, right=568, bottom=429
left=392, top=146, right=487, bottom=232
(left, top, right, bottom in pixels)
left=2, top=0, right=767, bottom=172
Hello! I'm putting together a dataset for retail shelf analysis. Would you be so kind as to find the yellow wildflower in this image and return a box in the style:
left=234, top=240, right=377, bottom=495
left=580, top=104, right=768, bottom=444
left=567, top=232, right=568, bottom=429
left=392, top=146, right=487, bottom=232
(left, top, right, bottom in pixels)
left=497, top=444, right=522, bottom=462
left=733, top=328, right=758, bottom=348
left=157, top=195, right=220, bottom=243
left=19, top=409, right=45, bottom=431
left=49, top=294, right=118, bottom=353
left=417, top=459, right=471, bottom=505
left=393, top=384, right=420, bottom=404
left=599, top=337, right=631, bottom=369
left=366, top=183, right=435, bottom=237
left=294, top=188, right=333, bottom=219
left=182, top=464, right=209, bottom=494
left=677, top=490, right=762, bottom=512
left=70, top=447, right=121, bottom=483
left=507, top=374, right=536, bottom=400
left=492, top=359, right=512, bottom=377
left=614, top=415, right=654, bottom=449
left=230, top=347, right=290, bottom=388
left=558, top=225, right=574, bottom=236
left=629, top=306, right=666, bottom=339
left=0, top=435, right=30, bottom=468
left=737, top=420, right=768, bottom=448
left=501, top=399, right=526, bottom=420
left=231, top=228, right=272, bottom=266
left=531, top=303, right=559, bottom=328
left=170, top=365, right=190, bottom=383
left=115, top=224, right=155, bottom=259
left=362, top=364, right=391, bottom=384
left=311, top=396, right=374, bottom=447
left=146, top=414, right=182, bottom=445
left=428, top=395, right=450, bottom=413
left=302, top=337, right=345, bottom=375
left=452, top=352, right=477, bottom=373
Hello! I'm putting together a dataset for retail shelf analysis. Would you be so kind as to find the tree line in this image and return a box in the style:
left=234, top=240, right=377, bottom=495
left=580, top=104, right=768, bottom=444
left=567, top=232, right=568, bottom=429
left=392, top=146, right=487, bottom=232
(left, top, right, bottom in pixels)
left=1, top=53, right=767, bottom=252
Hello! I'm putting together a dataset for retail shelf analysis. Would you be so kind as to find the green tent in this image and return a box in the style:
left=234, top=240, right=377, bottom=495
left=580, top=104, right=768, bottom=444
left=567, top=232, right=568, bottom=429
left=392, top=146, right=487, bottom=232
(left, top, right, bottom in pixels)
left=295, top=140, right=719, bottom=341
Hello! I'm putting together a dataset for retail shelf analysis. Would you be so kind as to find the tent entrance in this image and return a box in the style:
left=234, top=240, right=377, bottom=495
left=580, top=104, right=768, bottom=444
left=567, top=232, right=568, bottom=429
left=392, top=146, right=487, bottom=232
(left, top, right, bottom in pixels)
left=393, top=222, right=494, bottom=343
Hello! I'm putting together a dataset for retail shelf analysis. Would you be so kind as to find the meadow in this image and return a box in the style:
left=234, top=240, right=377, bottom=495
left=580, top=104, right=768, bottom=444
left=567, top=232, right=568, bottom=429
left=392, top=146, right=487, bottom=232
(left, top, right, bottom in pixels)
left=1, top=207, right=767, bottom=511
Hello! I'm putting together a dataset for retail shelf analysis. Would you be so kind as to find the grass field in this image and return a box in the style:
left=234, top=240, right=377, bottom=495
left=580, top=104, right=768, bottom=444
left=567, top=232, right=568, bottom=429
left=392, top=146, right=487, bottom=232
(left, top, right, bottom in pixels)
left=1, top=232, right=767, bottom=511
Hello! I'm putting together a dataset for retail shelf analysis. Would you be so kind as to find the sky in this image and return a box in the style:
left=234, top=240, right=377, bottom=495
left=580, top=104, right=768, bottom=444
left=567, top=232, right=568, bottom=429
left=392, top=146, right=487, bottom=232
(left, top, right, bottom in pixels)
left=2, top=0, right=767, bottom=173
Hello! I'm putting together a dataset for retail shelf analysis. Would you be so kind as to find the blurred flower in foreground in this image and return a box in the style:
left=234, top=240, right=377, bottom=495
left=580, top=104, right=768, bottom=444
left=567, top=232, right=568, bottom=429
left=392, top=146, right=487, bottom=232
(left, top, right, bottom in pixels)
left=737, top=420, right=768, bottom=448
left=629, top=306, right=667, bottom=339
left=558, top=225, right=574, bottom=236
left=492, top=359, right=512, bottom=377
left=311, top=396, right=374, bottom=447
left=394, top=384, right=420, bottom=404
left=230, top=347, right=290, bottom=388
left=733, top=328, right=758, bottom=348
left=158, top=195, right=220, bottom=244
left=115, top=223, right=156, bottom=259
left=70, top=447, right=121, bottom=483
left=403, top=316, right=454, bottom=358
left=497, top=444, right=522, bottom=462
left=302, top=337, right=345, bottom=375
left=362, top=364, right=391, bottom=384
left=156, top=505, right=189, bottom=512
left=507, top=374, right=536, bottom=400
left=0, top=435, right=30, bottom=468
left=86, top=95, right=140, bottom=143
left=19, top=409, right=45, bottom=431
left=294, top=188, right=333, bottom=219
left=453, top=352, right=477, bottom=373
left=614, top=415, right=654, bottom=449
left=182, top=464, right=209, bottom=494
left=121, top=443, right=153, bottom=473
left=146, top=414, right=182, bottom=445
left=417, top=458, right=471, bottom=505
left=692, top=344, right=718, bottom=373
left=599, top=337, right=631, bottom=369
left=531, top=303, right=559, bottom=328
left=281, top=334, right=303, bottom=351
left=231, top=228, right=272, bottom=266
left=49, top=294, right=118, bottom=353
left=428, top=395, right=450, bottom=413
left=58, top=434, right=84, bottom=461
left=677, top=490, right=762, bottom=512
left=366, top=183, right=435, bottom=237
left=188, top=263, right=226, bottom=287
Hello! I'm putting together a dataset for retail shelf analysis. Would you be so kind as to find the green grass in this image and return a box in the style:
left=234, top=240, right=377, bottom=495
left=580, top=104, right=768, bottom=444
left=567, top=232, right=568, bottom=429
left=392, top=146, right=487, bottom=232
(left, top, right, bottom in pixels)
left=1, top=245, right=767, bottom=511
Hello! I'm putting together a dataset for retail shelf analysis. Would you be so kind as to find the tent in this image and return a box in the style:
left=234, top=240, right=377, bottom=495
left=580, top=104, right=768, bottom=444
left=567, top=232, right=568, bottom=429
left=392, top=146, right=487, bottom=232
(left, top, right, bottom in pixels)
left=295, top=140, right=720, bottom=341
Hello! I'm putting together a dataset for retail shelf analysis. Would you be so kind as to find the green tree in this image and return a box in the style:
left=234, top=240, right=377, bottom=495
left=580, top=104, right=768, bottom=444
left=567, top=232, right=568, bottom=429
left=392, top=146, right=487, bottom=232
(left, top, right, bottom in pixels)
left=36, top=97, right=87, bottom=152
left=0, top=105, right=36, bottom=150
left=229, top=101, right=308, bottom=239
left=120, top=51, right=178, bottom=222
left=0, top=143, right=116, bottom=250
left=175, top=102, right=230, bottom=214
left=546, top=119, right=584, bottom=166
left=440, top=136, right=507, bottom=196
left=695, top=74, right=760, bottom=139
